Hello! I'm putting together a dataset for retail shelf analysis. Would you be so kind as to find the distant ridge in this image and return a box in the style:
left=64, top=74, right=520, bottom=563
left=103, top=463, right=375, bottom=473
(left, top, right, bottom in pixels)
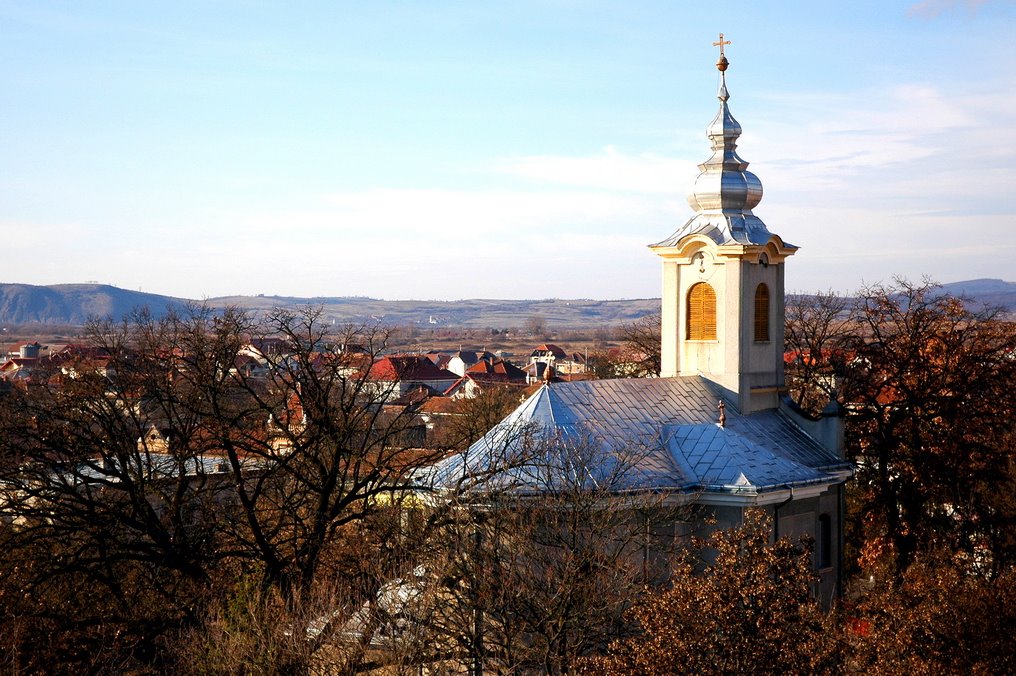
left=0, top=283, right=658, bottom=328
left=0, top=283, right=185, bottom=325
left=931, top=278, right=1016, bottom=310
left=1, top=279, right=1013, bottom=327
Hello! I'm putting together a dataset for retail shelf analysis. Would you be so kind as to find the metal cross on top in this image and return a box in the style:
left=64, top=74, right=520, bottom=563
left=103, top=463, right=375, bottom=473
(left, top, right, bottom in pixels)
left=713, top=33, right=731, bottom=58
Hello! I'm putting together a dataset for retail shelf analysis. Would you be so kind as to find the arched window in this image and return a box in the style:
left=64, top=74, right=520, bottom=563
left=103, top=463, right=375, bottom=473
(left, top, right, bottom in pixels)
left=754, top=283, right=770, bottom=342
left=686, top=283, right=717, bottom=341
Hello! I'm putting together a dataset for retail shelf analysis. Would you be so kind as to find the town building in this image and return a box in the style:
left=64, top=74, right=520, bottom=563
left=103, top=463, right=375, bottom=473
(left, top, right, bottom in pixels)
left=367, top=355, right=460, bottom=402
left=444, top=357, right=528, bottom=399
left=528, top=343, right=567, bottom=368
left=446, top=350, right=497, bottom=377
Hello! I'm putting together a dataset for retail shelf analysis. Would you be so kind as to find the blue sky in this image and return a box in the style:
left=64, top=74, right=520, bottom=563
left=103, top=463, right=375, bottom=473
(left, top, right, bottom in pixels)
left=2, top=1, right=1014, bottom=300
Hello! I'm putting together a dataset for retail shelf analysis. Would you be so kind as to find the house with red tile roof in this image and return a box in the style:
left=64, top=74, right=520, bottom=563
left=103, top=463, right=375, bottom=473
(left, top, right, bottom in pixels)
left=49, top=344, right=114, bottom=379
left=447, top=350, right=497, bottom=377
left=367, top=355, right=459, bottom=402
left=0, top=357, right=37, bottom=383
left=445, top=358, right=528, bottom=399
left=529, top=344, right=567, bottom=364
left=423, top=352, right=453, bottom=371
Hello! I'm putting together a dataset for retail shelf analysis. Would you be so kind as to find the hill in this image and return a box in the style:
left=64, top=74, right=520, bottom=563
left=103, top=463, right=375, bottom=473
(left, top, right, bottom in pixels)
left=205, top=294, right=660, bottom=329
left=0, top=283, right=186, bottom=325
left=936, top=278, right=1016, bottom=310
left=0, top=283, right=658, bottom=328
left=1, top=279, right=1013, bottom=328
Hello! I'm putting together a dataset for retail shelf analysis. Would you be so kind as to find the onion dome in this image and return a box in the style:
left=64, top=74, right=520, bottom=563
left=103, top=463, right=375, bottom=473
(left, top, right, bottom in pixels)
left=689, top=70, right=762, bottom=215
left=654, top=40, right=789, bottom=249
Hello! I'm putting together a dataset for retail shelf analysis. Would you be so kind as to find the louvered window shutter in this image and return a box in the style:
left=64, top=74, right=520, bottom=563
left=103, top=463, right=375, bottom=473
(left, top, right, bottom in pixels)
left=754, top=283, right=770, bottom=342
left=687, top=283, right=717, bottom=341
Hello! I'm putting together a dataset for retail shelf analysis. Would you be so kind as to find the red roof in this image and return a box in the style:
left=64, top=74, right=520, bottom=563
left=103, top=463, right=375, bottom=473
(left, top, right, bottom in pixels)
left=465, top=358, right=527, bottom=382
left=531, top=344, right=567, bottom=359
left=243, top=337, right=292, bottom=356
left=368, top=355, right=458, bottom=382
left=419, top=396, right=459, bottom=414
left=0, top=358, right=35, bottom=375
left=390, top=384, right=437, bottom=406
left=52, top=344, right=112, bottom=362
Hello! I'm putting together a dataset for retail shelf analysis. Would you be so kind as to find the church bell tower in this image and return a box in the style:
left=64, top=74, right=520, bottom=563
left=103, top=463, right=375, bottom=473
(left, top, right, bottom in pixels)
left=650, top=36, right=797, bottom=414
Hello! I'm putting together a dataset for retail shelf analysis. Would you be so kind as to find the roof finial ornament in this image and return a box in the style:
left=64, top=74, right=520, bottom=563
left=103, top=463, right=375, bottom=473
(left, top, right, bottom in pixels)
left=717, top=400, right=726, bottom=428
left=713, top=32, right=730, bottom=71
left=713, top=33, right=731, bottom=102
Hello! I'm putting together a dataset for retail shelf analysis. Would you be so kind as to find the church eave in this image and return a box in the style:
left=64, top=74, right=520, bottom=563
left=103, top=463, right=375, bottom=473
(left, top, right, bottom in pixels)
left=424, top=473, right=845, bottom=504
left=695, top=480, right=838, bottom=506
left=649, top=230, right=797, bottom=263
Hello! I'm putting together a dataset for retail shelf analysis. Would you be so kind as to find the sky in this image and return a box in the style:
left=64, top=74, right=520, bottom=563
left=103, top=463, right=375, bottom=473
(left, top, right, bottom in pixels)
left=2, top=1, right=1015, bottom=301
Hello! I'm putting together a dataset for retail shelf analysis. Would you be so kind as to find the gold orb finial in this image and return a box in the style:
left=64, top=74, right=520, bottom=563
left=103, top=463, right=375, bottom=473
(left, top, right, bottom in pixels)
left=713, top=33, right=731, bottom=71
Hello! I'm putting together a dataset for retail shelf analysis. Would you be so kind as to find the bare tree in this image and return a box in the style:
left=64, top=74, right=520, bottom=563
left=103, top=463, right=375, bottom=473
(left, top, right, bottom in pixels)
left=0, top=305, right=448, bottom=670
left=616, top=312, right=661, bottom=378
left=783, top=290, right=851, bottom=414
left=525, top=314, right=549, bottom=339
left=429, top=385, right=525, bottom=451
left=408, top=435, right=692, bottom=674
left=586, top=313, right=661, bottom=379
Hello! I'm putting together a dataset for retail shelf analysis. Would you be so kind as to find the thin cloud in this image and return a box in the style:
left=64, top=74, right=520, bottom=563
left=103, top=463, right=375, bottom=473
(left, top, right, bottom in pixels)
left=907, top=0, right=990, bottom=19
left=495, top=146, right=696, bottom=195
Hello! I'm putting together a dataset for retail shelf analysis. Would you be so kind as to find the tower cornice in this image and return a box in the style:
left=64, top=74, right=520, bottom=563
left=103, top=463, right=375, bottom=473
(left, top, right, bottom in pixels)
left=650, top=235, right=797, bottom=264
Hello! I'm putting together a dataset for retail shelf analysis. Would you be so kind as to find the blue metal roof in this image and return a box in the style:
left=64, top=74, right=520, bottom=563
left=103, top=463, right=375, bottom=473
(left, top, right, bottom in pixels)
left=422, top=377, right=848, bottom=496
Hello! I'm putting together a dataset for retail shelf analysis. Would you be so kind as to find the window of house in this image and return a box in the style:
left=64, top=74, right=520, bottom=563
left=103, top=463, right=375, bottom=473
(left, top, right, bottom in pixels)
left=754, top=283, right=770, bottom=342
left=687, top=282, right=717, bottom=341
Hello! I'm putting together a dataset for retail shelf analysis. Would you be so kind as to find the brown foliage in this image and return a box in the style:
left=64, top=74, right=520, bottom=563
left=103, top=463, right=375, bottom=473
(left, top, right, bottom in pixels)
left=582, top=511, right=839, bottom=675
left=844, top=560, right=1016, bottom=674
left=784, top=280, right=1016, bottom=578
left=842, top=279, right=1016, bottom=576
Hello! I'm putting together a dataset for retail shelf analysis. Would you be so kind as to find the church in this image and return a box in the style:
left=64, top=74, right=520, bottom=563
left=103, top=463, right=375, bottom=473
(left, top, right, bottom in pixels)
left=424, top=41, right=852, bottom=603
